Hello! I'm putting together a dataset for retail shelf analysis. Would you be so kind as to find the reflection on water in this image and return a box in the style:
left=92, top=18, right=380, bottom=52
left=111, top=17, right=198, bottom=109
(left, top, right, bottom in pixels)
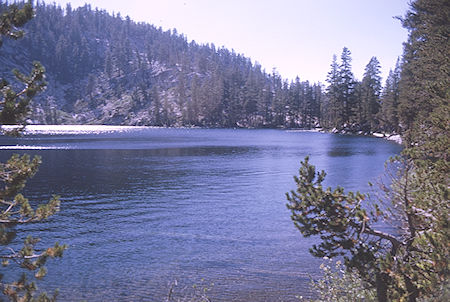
left=0, top=128, right=401, bottom=301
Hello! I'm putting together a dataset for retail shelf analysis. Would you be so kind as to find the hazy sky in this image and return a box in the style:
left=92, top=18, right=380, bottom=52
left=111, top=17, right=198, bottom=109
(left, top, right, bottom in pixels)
left=42, top=0, right=410, bottom=83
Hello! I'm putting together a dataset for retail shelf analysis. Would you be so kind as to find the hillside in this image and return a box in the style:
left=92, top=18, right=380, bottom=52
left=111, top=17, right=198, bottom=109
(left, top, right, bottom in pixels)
left=0, top=2, right=322, bottom=128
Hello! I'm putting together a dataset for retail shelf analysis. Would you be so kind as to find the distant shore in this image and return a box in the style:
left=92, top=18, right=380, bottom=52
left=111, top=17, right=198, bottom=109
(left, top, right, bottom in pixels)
left=1, top=124, right=403, bottom=144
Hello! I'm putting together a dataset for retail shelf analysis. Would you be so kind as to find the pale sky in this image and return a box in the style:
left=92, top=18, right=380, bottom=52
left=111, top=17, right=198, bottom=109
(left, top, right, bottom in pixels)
left=42, top=0, right=410, bottom=84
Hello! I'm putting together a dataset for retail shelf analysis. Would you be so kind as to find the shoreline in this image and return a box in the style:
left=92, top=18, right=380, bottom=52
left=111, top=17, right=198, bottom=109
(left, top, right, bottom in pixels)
left=1, top=124, right=403, bottom=144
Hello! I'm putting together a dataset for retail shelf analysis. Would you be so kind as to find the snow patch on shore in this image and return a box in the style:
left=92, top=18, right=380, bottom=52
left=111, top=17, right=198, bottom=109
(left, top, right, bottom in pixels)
left=286, top=128, right=322, bottom=133
left=385, top=134, right=402, bottom=144
left=0, top=145, right=68, bottom=150
left=1, top=125, right=148, bottom=135
left=372, top=132, right=385, bottom=138
left=372, top=132, right=403, bottom=144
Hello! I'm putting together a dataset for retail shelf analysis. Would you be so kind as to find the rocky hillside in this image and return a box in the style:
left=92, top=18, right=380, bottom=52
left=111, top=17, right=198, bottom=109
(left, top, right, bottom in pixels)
left=0, top=2, right=323, bottom=128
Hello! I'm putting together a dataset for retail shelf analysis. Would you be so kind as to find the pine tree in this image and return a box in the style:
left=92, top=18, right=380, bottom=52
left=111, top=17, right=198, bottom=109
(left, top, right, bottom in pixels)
left=338, top=47, right=357, bottom=127
left=287, top=77, right=301, bottom=128
left=379, top=59, right=401, bottom=133
left=286, top=155, right=448, bottom=302
left=360, top=57, right=382, bottom=132
left=301, top=81, right=313, bottom=128
left=242, top=72, right=258, bottom=126
left=398, top=3, right=449, bottom=297
left=312, top=84, right=323, bottom=127
left=0, top=1, right=66, bottom=301
left=150, top=86, right=161, bottom=126
left=0, top=0, right=33, bottom=47
left=104, top=50, right=113, bottom=78
left=187, top=74, right=200, bottom=126
left=398, top=0, right=449, bottom=144
left=176, top=72, right=187, bottom=124
left=325, top=54, right=342, bottom=129
left=0, top=2, right=47, bottom=130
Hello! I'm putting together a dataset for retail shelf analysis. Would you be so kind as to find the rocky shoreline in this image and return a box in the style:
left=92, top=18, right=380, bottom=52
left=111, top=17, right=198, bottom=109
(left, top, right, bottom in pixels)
left=315, top=127, right=403, bottom=145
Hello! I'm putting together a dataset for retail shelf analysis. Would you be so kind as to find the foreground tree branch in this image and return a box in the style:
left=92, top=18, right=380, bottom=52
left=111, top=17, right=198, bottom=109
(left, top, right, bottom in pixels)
left=287, top=155, right=448, bottom=302
left=0, top=2, right=67, bottom=301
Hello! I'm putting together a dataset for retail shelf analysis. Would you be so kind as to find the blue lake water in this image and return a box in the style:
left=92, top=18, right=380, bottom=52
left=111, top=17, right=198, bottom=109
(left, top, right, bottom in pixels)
left=0, top=127, right=402, bottom=301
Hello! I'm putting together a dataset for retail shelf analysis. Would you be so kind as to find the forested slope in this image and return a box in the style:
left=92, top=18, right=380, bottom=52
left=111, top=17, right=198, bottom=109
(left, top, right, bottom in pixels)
left=0, top=1, right=401, bottom=133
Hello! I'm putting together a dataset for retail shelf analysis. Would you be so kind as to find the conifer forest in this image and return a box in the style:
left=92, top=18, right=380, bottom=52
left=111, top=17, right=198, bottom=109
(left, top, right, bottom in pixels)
left=1, top=1, right=405, bottom=134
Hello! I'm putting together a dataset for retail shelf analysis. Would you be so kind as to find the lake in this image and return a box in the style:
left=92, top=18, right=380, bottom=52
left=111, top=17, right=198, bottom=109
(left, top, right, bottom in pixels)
left=0, top=127, right=402, bottom=301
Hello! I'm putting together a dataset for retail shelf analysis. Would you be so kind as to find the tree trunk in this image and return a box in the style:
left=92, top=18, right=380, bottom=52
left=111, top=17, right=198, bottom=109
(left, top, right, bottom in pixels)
left=376, top=272, right=388, bottom=302
left=404, top=274, right=419, bottom=302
